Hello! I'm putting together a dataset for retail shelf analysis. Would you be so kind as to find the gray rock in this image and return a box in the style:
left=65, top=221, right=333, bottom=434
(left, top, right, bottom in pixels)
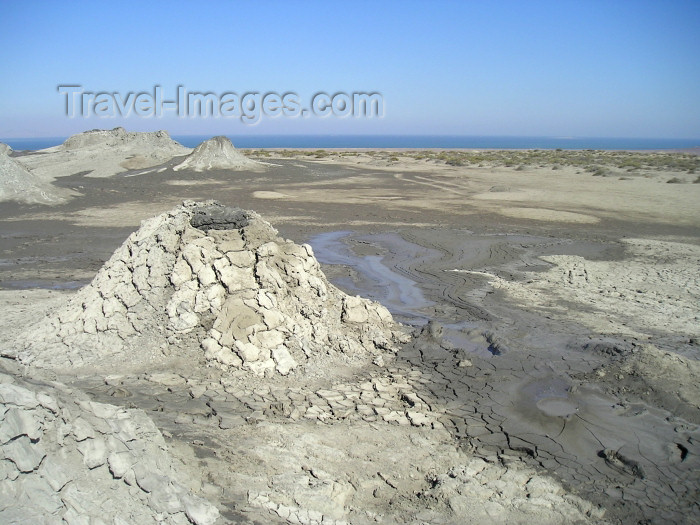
left=149, top=483, right=184, bottom=514
left=19, top=474, right=64, bottom=514
left=133, top=463, right=169, bottom=493
left=0, top=459, right=18, bottom=482
left=107, top=451, right=134, bottom=479
left=341, top=296, right=369, bottom=324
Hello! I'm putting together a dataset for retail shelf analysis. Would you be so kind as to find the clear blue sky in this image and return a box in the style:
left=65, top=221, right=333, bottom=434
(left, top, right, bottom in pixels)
left=1, top=0, right=698, bottom=138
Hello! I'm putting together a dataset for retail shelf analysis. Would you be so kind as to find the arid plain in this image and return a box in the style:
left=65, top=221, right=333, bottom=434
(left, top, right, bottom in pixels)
left=0, top=130, right=698, bottom=524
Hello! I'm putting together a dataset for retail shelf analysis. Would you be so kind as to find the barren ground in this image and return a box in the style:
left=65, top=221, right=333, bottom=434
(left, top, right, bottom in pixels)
left=1, top=147, right=699, bottom=524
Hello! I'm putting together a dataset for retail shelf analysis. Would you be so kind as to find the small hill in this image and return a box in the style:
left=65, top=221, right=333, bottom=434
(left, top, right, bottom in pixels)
left=13, top=201, right=407, bottom=375
left=173, top=136, right=263, bottom=172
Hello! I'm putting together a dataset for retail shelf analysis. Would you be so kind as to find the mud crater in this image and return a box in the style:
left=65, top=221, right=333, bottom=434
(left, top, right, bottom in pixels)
left=190, top=205, right=250, bottom=231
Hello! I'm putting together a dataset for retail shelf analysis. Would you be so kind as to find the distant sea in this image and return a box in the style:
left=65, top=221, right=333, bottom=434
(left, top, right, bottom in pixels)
left=2, top=135, right=699, bottom=152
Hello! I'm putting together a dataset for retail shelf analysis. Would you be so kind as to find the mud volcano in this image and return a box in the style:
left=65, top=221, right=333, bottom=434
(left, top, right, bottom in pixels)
left=173, top=137, right=263, bottom=172
left=13, top=201, right=407, bottom=374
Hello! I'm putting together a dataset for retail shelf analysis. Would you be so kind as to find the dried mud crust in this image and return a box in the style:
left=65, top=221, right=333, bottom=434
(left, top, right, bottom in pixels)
left=312, top=228, right=700, bottom=523
left=396, top=328, right=700, bottom=525
left=0, top=361, right=218, bottom=524
left=11, top=201, right=407, bottom=376
left=0, top=201, right=611, bottom=525
left=5, top=218, right=698, bottom=524
left=2, top=140, right=700, bottom=524
left=65, top=358, right=608, bottom=525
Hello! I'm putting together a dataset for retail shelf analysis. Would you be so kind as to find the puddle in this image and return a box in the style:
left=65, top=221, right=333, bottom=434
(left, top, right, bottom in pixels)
left=309, top=231, right=499, bottom=357
left=308, top=231, right=434, bottom=322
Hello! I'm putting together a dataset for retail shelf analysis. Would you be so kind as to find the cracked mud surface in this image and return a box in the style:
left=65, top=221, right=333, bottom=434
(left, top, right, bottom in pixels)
left=307, top=229, right=700, bottom=523
left=1, top=146, right=699, bottom=523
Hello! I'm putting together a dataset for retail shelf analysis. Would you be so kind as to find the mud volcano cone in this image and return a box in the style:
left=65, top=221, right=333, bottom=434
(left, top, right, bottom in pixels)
left=14, top=201, right=407, bottom=374
left=173, top=136, right=263, bottom=171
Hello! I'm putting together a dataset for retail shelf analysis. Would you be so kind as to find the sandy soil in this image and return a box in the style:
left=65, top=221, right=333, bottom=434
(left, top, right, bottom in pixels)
left=1, top=144, right=699, bottom=524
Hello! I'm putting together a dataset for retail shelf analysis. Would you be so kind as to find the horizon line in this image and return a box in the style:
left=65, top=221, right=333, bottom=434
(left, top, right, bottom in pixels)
left=2, top=132, right=700, bottom=141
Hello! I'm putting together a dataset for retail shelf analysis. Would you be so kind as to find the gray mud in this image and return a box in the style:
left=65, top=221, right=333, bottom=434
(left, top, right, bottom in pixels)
left=310, top=229, right=700, bottom=524
left=1, top=143, right=699, bottom=524
left=308, top=231, right=434, bottom=323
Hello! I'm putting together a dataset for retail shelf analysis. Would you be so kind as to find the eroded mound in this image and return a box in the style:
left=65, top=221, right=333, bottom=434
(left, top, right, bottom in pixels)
left=13, top=201, right=407, bottom=375
left=173, top=136, right=263, bottom=172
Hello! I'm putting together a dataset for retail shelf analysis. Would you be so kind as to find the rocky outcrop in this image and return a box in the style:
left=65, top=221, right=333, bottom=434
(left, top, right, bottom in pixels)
left=0, top=368, right=218, bottom=524
left=13, top=202, right=407, bottom=375
left=173, top=136, right=263, bottom=172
